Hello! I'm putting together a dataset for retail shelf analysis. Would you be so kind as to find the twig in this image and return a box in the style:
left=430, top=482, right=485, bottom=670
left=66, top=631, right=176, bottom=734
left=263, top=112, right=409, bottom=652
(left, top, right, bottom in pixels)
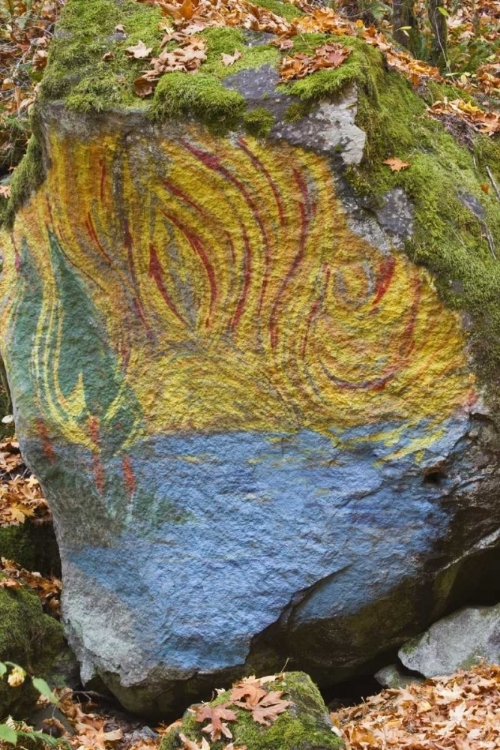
left=486, top=166, right=500, bottom=202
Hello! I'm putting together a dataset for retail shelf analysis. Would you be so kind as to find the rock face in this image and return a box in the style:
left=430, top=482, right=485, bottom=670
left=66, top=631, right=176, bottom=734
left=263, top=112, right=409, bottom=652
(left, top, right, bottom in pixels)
left=399, top=605, right=500, bottom=678
left=1, top=0, right=500, bottom=718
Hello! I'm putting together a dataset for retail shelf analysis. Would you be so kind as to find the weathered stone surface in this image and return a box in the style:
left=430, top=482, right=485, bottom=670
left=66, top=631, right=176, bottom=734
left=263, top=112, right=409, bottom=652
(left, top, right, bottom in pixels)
left=399, top=604, right=500, bottom=677
left=1, top=0, right=500, bottom=718
left=160, top=672, right=341, bottom=750
left=375, top=663, right=424, bottom=689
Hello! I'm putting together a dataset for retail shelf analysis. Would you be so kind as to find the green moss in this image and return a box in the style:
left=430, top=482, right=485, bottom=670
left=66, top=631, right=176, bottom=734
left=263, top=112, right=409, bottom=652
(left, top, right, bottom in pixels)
left=244, top=107, right=275, bottom=137
left=0, top=585, right=65, bottom=719
left=152, top=73, right=246, bottom=134
left=337, top=42, right=500, bottom=404
left=3, top=130, right=45, bottom=229
left=0, top=521, right=61, bottom=578
left=161, top=672, right=341, bottom=750
left=252, top=0, right=304, bottom=20
left=200, top=27, right=279, bottom=78
left=40, top=0, right=163, bottom=112
left=278, top=34, right=374, bottom=102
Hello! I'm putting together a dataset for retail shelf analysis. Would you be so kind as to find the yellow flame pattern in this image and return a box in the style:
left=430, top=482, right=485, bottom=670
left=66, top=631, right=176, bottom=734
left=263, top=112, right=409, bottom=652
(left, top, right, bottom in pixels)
left=0, top=125, right=475, bottom=450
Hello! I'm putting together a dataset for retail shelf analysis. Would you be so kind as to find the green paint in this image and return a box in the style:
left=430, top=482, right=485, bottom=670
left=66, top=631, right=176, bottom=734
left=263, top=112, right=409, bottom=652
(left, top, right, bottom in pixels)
left=160, top=672, right=341, bottom=750
left=44, top=231, right=141, bottom=454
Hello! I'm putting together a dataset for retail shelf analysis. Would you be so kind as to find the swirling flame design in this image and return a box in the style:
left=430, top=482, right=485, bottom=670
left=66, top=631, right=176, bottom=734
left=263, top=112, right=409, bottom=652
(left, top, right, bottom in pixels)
left=0, top=125, right=474, bottom=451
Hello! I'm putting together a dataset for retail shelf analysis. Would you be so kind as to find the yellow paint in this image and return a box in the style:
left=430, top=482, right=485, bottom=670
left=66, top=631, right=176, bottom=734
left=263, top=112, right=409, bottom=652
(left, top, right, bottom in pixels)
left=0, top=125, right=475, bottom=450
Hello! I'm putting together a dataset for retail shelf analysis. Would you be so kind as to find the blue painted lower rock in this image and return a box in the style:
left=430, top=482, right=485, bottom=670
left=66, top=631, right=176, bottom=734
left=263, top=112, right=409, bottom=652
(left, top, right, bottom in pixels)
left=1, top=0, right=500, bottom=718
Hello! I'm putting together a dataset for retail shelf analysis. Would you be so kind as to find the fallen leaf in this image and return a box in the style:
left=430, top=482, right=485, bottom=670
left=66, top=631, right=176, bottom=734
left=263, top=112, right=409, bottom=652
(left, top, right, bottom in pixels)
left=126, top=40, right=153, bottom=59
left=134, top=76, right=155, bottom=97
left=195, top=703, right=237, bottom=742
left=221, top=49, right=242, bottom=66
left=383, top=157, right=411, bottom=172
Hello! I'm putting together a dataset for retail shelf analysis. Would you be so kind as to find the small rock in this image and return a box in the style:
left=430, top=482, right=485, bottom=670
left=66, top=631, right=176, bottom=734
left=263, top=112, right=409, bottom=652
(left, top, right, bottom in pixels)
left=399, top=604, right=500, bottom=677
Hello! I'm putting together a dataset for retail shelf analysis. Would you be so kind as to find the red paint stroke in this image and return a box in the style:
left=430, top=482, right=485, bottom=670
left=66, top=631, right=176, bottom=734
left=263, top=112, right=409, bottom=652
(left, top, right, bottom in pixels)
left=99, top=159, right=107, bottom=203
left=269, top=166, right=310, bottom=349
left=122, top=455, right=136, bottom=496
left=163, top=210, right=217, bottom=328
left=36, top=419, right=56, bottom=465
left=123, top=219, right=150, bottom=332
left=148, top=243, right=186, bottom=325
left=372, top=256, right=396, bottom=307
left=181, top=140, right=272, bottom=328
left=301, top=264, right=331, bottom=359
left=88, top=417, right=105, bottom=492
left=230, top=221, right=252, bottom=331
left=238, top=138, right=286, bottom=315
left=85, top=214, right=113, bottom=266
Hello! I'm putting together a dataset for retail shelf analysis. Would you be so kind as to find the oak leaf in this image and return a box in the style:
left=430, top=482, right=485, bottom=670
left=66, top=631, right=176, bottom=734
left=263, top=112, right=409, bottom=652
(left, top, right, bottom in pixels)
left=249, top=691, right=291, bottom=726
left=195, top=702, right=237, bottom=742
left=126, top=41, right=153, bottom=59
left=383, top=157, right=411, bottom=172
left=221, top=50, right=242, bottom=66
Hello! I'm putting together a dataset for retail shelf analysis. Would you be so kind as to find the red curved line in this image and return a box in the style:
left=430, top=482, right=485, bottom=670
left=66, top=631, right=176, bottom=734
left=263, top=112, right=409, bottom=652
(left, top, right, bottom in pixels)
left=237, top=138, right=287, bottom=315
left=372, top=255, right=396, bottom=307
left=163, top=210, right=217, bottom=328
left=270, top=166, right=310, bottom=349
left=123, top=219, right=150, bottom=332
left=301, top=264, right=330, bottom=359
left=99, top=159, right=107, bottom=203
left=85, top=214, right=113, bottom=266
left=230, top=221, right=252, bottom=331
left=181, top=140, right=272, bottom=328
left=148, top=243, right=186, bottom=325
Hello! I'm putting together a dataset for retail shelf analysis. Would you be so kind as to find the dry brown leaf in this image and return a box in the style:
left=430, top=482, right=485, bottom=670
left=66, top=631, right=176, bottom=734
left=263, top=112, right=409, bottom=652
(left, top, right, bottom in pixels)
left=221, top=49, right=242, bottom=66
left=383, top=157, right=411, bottom=172
left=195, top=702, right=238, bottom=742
left=125, top=40, right=153, bottom=59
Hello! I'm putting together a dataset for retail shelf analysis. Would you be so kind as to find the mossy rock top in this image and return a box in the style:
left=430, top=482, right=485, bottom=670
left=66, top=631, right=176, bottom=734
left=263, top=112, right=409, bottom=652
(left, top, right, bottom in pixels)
left=161, top=672, right=342, bottom=750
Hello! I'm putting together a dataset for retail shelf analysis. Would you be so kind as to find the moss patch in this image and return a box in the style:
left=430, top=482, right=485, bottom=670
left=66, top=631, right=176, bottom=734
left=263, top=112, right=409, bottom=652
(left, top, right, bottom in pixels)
left=161, top=672, right=341, bottom=750
left=0, top=585, right=65, bottom=720
left=252, top=0, right=303, bottom=21
left=0, top=521, right=60, bottom=578
left=279, top=34, right=374, bottom=101
left=151, top=73, right=246, bottom=133
left=244, top=107, right=275, bottom=137
left=40, top=0, right=163, bottom=112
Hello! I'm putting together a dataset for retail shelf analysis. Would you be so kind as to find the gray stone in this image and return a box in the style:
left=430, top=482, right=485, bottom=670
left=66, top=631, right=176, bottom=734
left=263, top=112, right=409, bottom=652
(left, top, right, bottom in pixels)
left=399, top=604, right=500, bottom=677
left=375, top=663, right=424, bottom=689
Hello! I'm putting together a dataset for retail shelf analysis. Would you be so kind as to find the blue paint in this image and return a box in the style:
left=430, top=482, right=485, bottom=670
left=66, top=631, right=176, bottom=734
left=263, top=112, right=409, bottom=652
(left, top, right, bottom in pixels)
left=58, top=416, right=473, bottom=674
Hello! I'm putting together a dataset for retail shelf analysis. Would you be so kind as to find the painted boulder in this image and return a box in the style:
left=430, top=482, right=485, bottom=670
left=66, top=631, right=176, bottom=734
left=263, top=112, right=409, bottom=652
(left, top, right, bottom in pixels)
left=1, top=0, right=500, bottom=718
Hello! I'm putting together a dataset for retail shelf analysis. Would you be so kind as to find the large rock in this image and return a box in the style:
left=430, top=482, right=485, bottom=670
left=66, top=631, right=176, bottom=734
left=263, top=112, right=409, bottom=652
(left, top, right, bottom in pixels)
left=1, top=0, right=500, bottom=718
left=399, top=604, right=500, bottom=677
